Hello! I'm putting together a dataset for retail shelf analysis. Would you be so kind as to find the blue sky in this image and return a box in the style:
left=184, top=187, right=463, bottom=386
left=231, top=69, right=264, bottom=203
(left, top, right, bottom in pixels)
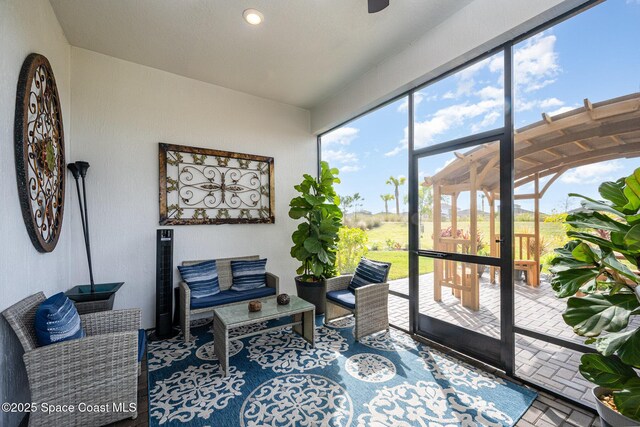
left=321, top=0, right=640, bottom=215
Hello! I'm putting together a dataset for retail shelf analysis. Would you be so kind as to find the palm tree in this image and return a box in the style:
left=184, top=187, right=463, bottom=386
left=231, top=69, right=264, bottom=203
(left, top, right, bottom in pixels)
left=380, top=194, right=394, bottom=215
left=340, top=195, right=353, bottom=216
left=386, top=176, right=406, bottom=215
left=352, top=193, right=363, bottom=220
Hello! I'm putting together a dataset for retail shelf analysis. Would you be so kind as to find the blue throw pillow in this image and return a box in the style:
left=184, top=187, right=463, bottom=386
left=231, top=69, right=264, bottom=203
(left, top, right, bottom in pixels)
left=230, top=259, right=267, bottom=292
left=349, top=257, right=391, bottom=291
left=35, top=292, right=85, bottom=346
left=178, top=260, right=221, bottom=299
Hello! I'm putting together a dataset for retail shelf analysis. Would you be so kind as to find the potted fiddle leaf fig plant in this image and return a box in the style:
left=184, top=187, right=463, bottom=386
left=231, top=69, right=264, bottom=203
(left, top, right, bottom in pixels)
left=550, top=167, right=640, bottom=426
left=289, top=161, right=343, bottom=314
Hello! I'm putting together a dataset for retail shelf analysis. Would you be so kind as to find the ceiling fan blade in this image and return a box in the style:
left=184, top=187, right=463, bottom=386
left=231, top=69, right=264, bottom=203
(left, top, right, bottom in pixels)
left=368, top=0, right=389, bottom=13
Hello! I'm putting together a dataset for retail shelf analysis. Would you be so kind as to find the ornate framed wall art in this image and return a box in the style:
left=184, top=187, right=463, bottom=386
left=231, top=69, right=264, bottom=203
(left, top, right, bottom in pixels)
left=159, top=143, right=275, bottom=225
left=14, top=53, right=66, bottom=252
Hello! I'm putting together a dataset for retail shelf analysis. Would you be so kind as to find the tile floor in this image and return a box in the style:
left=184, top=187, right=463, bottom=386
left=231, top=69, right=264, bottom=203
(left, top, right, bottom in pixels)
left=112, top=273, right=616, bottom=426
left=114, top=334, right=598, bottom=427
left=387, top=271, right=640, bottom=409
left=108, top=355, right=148, bottom=427
left=413, top=335, right=599, bottom=427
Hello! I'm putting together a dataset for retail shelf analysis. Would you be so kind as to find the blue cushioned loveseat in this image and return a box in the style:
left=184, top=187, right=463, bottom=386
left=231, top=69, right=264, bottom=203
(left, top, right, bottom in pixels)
left=179, top=255, right=279, bottom=342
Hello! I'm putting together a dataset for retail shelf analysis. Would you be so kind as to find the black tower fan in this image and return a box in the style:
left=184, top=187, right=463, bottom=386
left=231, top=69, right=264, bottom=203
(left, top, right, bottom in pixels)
left=150, top=229, right=179, bottom=340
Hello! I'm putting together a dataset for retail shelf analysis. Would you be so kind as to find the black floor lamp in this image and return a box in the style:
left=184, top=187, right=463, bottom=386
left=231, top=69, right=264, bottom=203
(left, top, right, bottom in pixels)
left=68, top=161, right=95, bottom=291
left=65, top=161, right=123, bottom=312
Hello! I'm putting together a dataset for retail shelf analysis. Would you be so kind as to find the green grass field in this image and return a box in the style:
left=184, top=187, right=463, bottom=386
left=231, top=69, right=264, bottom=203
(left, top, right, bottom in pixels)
left=365, top=221, right=566, bottom=252
left=365, top=250, right=433, bottom=281
left=351, top=220, right=569, bottom=280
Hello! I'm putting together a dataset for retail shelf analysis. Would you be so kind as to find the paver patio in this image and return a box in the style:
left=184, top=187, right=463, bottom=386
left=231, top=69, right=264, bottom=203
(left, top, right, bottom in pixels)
left=386, top=271, right=639, bottom=409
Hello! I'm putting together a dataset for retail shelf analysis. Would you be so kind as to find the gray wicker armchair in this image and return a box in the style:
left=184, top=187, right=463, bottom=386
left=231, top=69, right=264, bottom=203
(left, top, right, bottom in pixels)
left=2, top=292, right=140, bottom=427
left=324, top=272, right=390, bottom=341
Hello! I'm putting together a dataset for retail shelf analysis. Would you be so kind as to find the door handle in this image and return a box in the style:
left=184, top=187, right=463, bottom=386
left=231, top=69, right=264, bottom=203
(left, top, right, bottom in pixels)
left=420, top=250, right=451, bottom=259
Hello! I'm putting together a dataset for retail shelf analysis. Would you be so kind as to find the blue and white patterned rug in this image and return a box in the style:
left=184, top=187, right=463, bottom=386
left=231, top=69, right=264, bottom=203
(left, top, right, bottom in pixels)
left=147, top=316, right=536, bottom=426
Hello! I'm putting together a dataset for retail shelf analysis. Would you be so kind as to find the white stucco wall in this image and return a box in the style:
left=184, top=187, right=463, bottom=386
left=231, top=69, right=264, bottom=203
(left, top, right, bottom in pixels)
left=68, top=47, right=315, bottom=329
left=0, top=0, right=72, bottom=425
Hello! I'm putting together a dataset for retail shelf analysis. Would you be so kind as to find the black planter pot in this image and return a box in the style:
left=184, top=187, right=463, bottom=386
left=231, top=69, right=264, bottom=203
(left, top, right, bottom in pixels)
left=295, top=276, right=325, bottom=315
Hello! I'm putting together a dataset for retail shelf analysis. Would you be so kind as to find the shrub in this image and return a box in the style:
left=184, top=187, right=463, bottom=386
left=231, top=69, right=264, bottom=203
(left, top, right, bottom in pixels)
left=539, top=251, right=557, bottom=274
left=385, top=238, right=402, bottom=251
left=336, top=227, right=369, bottom=274
left=515, top=212, right=535, bottom=222
left=343, top=215, right=382, bottom=230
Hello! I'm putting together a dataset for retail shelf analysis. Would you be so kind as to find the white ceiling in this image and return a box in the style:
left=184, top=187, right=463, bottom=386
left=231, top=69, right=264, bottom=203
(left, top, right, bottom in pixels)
left=49, top=0, right=473, bottom=109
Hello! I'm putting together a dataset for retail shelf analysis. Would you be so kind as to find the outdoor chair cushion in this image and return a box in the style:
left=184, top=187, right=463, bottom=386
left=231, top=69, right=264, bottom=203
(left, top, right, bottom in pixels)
left=190, top=286, right=275, bottom=309
left=138, top=329, right=146, bottom=363
left=34, top=292, right=85, bottom=346
left=326, top=289, right=356, bottom=309
left=178, top=260, right=221, bottom=299
left=230, top=259, right=268, bottom=291
left=349, top=257, right=391, bottom=291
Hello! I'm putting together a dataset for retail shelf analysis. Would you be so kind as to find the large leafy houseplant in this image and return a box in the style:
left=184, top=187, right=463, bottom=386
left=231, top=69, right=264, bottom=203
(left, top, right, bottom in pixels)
left=550, top=168, right=640, bottom=423
left=289, top=161, right=343, bottom=281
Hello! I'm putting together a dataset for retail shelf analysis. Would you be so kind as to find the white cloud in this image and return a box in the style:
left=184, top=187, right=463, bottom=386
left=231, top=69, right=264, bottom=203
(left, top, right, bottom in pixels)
left=415, top=99, right=502, bottom=148
left=471, top=110, right=501, bottom=133
left=321, top=127, right=359, bottom=146
left=539, top=97, right=564, bottom=109
left=321, top=127, right=362, bottom=172
left=322, top=149, right=358, bottom=164
left=515, top=98, right=537, bottom=112
left=441, top=56, right=501, bottom=101
left=386, top=33, right=561, bottom=156
left=477, top=86, right=502, bottom=100
left=514, top=33, right=560, bottom=93
left=385, top=142, right=407, bottom=157
left=386, top=97, right=503, bottom=156
left=442, top=78, right=476, bottom=100
left=560, top=160, right=625, bottom=184
left=397, top=93, right=424, bottom=113
left=515, top=97, right=567, bottom=114
left=548, top=104, right=580, bottom=116
left=488, top=55, right=504, bottom=74
left=339, top=165, right=362, bottom=173
left=459, top=57, right=492, bottom=80
left=512, top=32, right=563, bottom=115
left=435, top=158, right=456, bottom=174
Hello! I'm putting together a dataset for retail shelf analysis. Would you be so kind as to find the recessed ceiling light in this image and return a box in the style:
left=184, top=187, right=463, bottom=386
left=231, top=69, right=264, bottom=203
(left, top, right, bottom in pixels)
left=243, top=9, right=264, bottom=25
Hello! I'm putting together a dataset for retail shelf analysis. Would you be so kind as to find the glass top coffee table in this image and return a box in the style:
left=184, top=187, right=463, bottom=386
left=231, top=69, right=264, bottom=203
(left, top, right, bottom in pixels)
left=212, top=295, right=315, bottom=376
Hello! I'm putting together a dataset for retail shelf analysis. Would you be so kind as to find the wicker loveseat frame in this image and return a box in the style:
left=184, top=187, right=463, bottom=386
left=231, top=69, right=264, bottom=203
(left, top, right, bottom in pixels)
left=2, top=292, right=140, bottom=427
left=179, top=255, right=279, bottom=342
left=324, top=272, right=390, bottom=341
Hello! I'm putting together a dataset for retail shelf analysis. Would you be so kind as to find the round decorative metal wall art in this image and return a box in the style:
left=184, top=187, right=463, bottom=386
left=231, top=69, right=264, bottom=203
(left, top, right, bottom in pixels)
left=14, top=53, right=66, bottom=252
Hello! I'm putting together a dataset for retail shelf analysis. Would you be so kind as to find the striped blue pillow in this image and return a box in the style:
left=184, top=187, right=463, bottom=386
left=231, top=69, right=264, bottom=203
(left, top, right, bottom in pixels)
left=349, top=258, right=391, bottom=291
left=178, top=260, right=220, bottom=299
left=35, top=292, right=86, bottom=346
left=230, top=259, right=267, bottom=292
